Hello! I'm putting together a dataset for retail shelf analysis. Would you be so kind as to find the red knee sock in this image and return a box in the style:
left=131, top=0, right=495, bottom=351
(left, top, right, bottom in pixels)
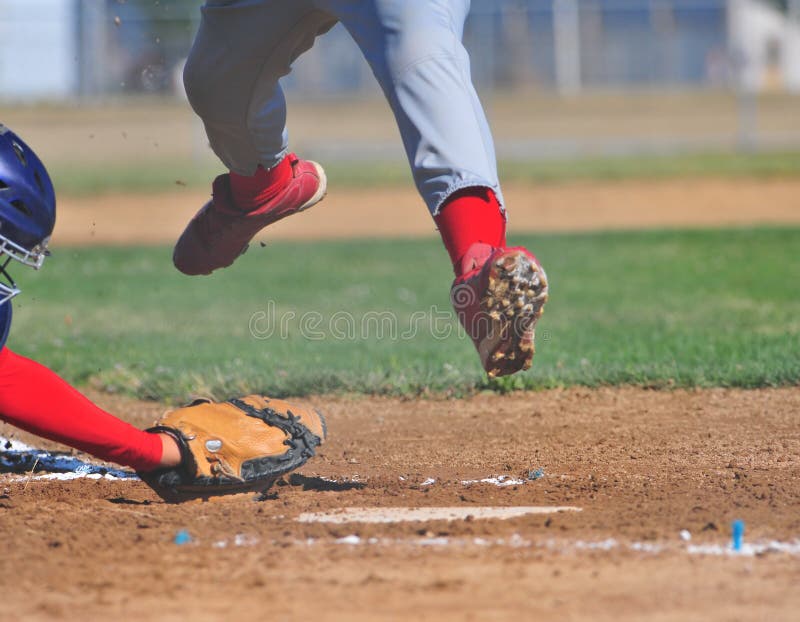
left=434, top=187, right=507, bottom=276
left=229, top=155, right=293, bottom=212
left=0, top=348, right=163, bottom=472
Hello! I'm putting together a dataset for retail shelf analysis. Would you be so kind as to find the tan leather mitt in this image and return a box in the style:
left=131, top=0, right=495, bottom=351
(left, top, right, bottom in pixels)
left=138, top=395, right=326, bottom=502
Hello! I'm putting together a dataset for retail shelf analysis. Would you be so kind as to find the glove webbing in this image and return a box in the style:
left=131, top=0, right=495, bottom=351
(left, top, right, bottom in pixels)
left=227, top=398, right=323, bottom=481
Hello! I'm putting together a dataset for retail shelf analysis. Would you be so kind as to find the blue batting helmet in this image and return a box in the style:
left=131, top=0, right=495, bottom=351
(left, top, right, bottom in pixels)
left=0, top=124, right=56, bottom=305
left=0, top=124, right=56, bottom=268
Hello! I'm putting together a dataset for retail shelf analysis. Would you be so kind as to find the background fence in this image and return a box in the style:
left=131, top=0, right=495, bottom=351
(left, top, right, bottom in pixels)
left=1, top=0, right=799, bottom=163
left=1, top=0, right=795, bottom=97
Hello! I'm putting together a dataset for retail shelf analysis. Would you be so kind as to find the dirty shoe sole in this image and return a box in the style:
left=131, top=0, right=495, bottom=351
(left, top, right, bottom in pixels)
left=481, top=250, right=549, bottom=377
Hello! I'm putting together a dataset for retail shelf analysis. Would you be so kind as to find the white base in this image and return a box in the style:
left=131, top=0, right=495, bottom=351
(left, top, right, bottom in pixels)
left=297, top=505, right=582, bottom=524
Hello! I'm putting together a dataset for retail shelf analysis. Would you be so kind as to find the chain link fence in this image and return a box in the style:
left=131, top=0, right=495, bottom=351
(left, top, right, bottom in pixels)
left=1, top=0, right=796, bottom=99
left=1, top=0, right=798, bottom=160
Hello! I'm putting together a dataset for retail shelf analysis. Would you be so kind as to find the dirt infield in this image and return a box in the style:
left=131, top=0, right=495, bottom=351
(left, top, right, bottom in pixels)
left=4, top=175, right=799, bottom=619
left=55, top=177, right=800, bottom=246
left=2, top=386, right=800, bottom=621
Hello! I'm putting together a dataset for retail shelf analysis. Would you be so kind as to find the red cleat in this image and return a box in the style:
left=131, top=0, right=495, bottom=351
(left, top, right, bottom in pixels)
left=173, top=154, right=326, bottom=275
left=451, top=243, right=549, bottom=377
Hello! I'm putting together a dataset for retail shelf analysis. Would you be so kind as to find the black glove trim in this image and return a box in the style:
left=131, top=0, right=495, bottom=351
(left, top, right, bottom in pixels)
left=228, top=398, right=324, bottom=482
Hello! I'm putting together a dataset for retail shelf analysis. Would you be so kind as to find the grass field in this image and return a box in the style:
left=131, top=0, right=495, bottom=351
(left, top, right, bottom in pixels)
left=9, top=226, right=799, bottom=402
left=49, top=150, right=800, bottom=196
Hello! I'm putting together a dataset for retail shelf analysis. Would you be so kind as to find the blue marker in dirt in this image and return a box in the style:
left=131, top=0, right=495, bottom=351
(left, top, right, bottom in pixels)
left=174, top=529, right=192, bottom=545
left=528, top=468, right=545, bottom=481
left=731, top=519, right=745, bottom=552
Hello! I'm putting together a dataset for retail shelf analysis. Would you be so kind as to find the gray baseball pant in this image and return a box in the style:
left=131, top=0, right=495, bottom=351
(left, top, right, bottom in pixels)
left=184, top=0, right=504, bottom=215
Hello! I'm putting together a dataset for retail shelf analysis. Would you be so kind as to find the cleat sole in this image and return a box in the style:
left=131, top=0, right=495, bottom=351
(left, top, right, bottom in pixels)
left=479, top=250, right=548, bottom=377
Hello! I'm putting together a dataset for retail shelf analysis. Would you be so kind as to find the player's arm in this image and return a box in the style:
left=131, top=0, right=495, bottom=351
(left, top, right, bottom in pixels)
left=0, top=347, right=175, bottom=471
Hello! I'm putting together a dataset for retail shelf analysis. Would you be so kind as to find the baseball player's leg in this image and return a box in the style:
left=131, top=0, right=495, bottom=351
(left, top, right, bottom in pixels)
left=184, top=1, right=304, bottom=173
left=0, top=348, right=178, bottom=471
left=175, top=0, right=335, bottom=275
left=327, top=0, right=506, bottom=259
left=327, top=0, right=547, bottom=376
left=329, top=0, right=503, bottom=214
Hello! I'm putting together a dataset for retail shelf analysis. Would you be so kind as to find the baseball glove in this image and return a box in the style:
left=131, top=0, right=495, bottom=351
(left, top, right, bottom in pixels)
left=138, top=395, right=326, bottom=502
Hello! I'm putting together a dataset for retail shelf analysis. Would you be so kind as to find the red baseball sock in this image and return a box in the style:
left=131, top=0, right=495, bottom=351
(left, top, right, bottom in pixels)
left=229, top=155, right=293, bottom=212
left=0, top=348, right=163, bottom=472
left=434, top=187, right=507, bottom=275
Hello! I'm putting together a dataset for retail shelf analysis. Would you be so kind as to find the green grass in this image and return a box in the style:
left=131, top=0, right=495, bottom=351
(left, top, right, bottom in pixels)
left=7, top=228, right=800, bottom=401
left=50, top=151, right=800, bottom=196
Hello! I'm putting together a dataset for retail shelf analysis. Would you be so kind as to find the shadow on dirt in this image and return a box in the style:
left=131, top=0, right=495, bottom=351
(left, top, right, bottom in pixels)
left=285, top=473, right=366, bottom=492
left=107, top=497, right=153, bottom=506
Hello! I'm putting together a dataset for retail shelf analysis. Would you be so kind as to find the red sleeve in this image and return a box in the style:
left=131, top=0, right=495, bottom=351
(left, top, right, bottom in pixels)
left=0, top=347, right=163, bottom=472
